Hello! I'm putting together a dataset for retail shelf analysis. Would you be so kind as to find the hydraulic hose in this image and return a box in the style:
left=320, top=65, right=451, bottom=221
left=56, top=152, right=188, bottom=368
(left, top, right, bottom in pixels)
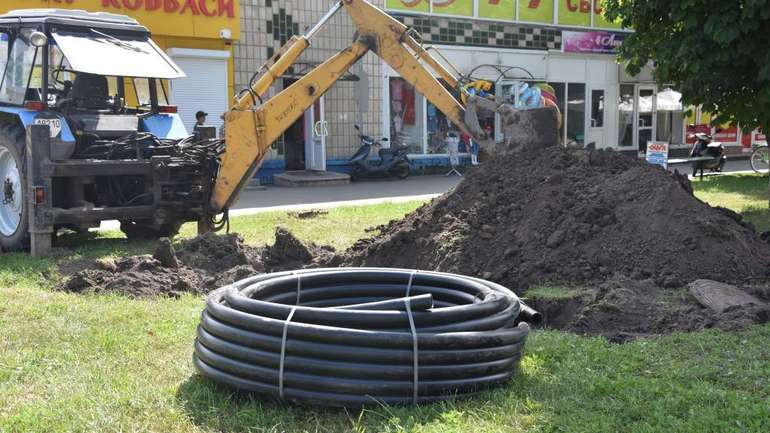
left=193, top=267, right=538, bottom=406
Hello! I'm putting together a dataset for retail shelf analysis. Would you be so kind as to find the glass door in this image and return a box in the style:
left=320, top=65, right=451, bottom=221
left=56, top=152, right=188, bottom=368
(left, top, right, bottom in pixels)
left=304, top=97, right=327, bottom=171
left=586, top=87, right=606, bottom=148
left=635, top=86, right=656, bottom=154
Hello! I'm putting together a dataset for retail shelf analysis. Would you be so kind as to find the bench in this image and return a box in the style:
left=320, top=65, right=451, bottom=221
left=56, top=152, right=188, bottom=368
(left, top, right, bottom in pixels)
left=667, top=156, right=720, bottom=179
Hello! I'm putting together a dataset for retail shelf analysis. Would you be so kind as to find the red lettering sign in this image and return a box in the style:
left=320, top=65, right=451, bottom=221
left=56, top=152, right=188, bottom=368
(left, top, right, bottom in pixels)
left=179, top=0, right=200, bottom=14
left=146, top=0, right=162, bottom=11
left=218, top=0, right=234, bottom=18
left=198, top=0, right=215, bottom=17
left=122, top=0, right=143, bottom=10
left=90, top=0, right=236, bottom=18
left=163, top=0, right=179, bottom=13
left=566, top=0, right=578, bottom=12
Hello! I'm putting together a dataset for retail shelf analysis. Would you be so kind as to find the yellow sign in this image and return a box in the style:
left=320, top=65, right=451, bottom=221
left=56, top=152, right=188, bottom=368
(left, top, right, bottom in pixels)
left=386, top=0, right=623, bottom=30
left=432, top=0, right=473, bottom=17
left=478, top=0, right=514, bottom=20
left=519, top=0, right=554, bottom=24
left=385, top=0, right=430, bottom=13
left=558, top=0, right=590, bottom=27
left=1, top=0, right=240, bottom=40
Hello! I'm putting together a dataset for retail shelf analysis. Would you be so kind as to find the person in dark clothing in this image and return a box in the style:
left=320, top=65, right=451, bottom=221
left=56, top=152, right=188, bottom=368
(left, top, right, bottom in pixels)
left=193, top=110, right=208, bottom=134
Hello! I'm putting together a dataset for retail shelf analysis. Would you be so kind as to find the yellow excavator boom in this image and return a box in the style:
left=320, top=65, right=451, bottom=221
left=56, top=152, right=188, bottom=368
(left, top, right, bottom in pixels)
left=211, top=0, right=482, bottom=213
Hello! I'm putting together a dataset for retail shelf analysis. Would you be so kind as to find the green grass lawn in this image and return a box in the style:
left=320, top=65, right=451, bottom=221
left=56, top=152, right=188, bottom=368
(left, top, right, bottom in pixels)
left=0, top=178, right=769, bottom=433
left=691, top=173, right=770, bottom=231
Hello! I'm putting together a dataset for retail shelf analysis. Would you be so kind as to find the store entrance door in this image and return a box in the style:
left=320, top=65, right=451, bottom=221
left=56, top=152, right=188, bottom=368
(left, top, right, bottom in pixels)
left=635, top=86, right=657, bottom=154
left=304, top=97, right=327, bottom=171
left=587, top=87, right=606, bottom=148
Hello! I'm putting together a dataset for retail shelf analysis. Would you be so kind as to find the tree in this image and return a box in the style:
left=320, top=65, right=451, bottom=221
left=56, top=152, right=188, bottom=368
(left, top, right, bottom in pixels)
left=605, top=0, right=770, bottom=207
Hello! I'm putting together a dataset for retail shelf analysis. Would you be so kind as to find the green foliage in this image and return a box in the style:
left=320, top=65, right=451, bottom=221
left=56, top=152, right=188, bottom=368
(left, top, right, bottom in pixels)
left=604, top=0, right=770, bottom=130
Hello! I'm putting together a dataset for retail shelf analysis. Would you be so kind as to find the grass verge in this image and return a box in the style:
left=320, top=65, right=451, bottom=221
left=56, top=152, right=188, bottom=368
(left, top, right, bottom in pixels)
left=0, top=178, right=769, bottom=432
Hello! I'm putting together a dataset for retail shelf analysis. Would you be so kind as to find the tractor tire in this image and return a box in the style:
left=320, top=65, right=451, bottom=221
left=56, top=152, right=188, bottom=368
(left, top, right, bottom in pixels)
left=120, top=219, right=183, bottom=240
left=0, top=124, right=28, bottom=251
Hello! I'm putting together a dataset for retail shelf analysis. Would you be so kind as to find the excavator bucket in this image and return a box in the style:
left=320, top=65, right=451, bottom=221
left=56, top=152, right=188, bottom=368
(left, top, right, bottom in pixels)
left=464, top=95, right=561, bottom=158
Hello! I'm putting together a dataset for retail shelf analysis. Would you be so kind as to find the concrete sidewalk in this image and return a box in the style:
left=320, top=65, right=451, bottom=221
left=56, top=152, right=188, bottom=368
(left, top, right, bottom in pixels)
left=231, top=175, right=461, bottom=214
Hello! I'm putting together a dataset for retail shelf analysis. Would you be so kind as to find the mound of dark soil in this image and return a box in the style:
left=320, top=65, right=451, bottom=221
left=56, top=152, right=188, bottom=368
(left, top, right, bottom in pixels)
left=528, top=279, right=770, bottom=341
left=340, top=147, right=770, bottom=290
left=58, top=228, right=331, bottom=298
left=333, top=146, right=770, bottom=336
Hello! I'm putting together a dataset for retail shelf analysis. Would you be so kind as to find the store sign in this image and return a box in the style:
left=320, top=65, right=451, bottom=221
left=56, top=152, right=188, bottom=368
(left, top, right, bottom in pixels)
left=713, top=126, right=738, bottom=143
left=646, top=141, right=669, bottom=169
left=387, top=0, right=622, bottom=29
left=562, top=30, right=624, bottom=53
left=98, top=0, right=235, bottom=17
left=7, top=0, right=241, bottom=39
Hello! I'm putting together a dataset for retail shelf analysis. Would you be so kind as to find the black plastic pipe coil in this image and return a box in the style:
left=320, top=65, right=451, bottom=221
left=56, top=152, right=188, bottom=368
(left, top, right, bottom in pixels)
left=193, top=267, right=540, bottom=406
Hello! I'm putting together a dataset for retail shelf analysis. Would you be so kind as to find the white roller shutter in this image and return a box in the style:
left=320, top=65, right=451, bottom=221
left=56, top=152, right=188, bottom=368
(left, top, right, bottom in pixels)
left=167, top=48, right=229, bottom=136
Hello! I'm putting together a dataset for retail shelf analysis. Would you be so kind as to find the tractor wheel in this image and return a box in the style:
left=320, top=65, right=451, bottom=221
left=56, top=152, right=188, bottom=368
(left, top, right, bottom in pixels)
left=0, top=124, right=28, bottom=251
left=120, top=219, right=183, bottom=240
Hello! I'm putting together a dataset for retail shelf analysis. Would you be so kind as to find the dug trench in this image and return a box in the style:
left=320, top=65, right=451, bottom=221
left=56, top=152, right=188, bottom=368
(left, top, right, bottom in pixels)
left=57, top=145, right=770, bottom=339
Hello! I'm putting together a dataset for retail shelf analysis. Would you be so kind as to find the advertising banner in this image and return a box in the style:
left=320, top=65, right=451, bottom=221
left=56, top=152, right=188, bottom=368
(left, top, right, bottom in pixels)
left=432, top=0, right=474, bottom=17
left=562, top=30, right=624, bottom=54
left=713, top=126, right=738, bottom=143
left=478, top=0, right=515, bottom=20
left=2, top=0, right=240, bottom=39
left=518, top=0, right=554, bottom=24
left=385, top=0, right=430, bottom=13
left=755, top=131, right=767, bottom=144
left=646, top=141, right=669, bottom=169
left=558, top=0, right=590, bottom=27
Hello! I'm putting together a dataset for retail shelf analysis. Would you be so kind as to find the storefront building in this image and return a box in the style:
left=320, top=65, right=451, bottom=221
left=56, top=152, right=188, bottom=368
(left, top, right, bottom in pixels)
left=0, top=0, right=240, bottom=135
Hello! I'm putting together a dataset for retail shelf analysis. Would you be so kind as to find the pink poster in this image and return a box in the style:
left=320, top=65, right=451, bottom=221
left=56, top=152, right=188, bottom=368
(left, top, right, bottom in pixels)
left=562, top=30, right=625, bottom=54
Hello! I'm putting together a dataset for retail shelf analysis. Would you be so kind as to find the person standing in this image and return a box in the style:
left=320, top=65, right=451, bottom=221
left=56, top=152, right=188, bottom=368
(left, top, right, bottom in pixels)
left=193, top=110, right=208, bottom=135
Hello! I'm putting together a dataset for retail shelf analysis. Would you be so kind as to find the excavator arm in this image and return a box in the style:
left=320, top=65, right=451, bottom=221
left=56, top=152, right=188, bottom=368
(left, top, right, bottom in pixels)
left=211, top=0, right=484, bottom=212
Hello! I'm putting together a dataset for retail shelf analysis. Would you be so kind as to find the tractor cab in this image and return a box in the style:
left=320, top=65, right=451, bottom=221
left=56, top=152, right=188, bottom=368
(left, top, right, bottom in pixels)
left=0, top=9, right=187, bottom=158
left=0, top=9, right=216, bottom=253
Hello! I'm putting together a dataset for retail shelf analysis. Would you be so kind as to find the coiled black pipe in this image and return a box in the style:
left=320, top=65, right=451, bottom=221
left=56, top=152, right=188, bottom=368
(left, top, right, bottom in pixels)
left=193, top=268, right=539, bottom=406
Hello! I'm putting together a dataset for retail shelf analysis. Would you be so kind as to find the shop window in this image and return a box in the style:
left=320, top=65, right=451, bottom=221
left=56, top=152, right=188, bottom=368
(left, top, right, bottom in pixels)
left=656, top=87, right=684, bottom=145
left=389, top=77, right=424, bottom=154
left=566, top=83, right=585, bottom=147
left=591, top=89, right=604, bottom=128
left=618, top=84, right=634, bottom=147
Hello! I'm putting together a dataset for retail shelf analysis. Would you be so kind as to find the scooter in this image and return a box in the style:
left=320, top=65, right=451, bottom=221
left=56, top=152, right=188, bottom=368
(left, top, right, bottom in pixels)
left=347, top=125, right=410, bottom=180
left=688, top=127, right=726, bottom=177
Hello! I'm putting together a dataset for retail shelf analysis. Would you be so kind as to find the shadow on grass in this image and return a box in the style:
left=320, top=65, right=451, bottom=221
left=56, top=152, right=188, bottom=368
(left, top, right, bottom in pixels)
left=174, top=371, right=552, bottom=433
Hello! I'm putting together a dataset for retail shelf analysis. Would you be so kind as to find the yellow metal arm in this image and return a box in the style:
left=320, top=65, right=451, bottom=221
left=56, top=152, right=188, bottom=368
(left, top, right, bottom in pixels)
left=211, top=0, right=474, bottom=212
left=213, top=41, right=370, bottom=210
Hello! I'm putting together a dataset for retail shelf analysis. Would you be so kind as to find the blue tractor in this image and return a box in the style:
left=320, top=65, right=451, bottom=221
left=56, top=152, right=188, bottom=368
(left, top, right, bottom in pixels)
left=0, top=9, right=220, bottom=253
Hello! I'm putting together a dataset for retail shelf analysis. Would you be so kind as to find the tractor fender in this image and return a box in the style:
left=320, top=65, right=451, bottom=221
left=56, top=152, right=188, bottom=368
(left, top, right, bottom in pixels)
left=0, top=107, right=76, bottom=160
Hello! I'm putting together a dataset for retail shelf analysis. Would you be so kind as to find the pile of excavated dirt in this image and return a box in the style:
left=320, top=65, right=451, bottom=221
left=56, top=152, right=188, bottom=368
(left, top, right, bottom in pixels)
left=334, top=146, right=770, bottom=336
left=340, top=147, right=770, bottom=288
left=59, top=228, right=331, bottom=298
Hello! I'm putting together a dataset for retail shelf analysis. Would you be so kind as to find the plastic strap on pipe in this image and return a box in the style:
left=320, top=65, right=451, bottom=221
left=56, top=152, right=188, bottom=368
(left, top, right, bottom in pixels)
left=279, top=306, right=297, bottom=399
left=405, top=271, right=418, bottom=404
left=404, top=297, right=418, bottom=405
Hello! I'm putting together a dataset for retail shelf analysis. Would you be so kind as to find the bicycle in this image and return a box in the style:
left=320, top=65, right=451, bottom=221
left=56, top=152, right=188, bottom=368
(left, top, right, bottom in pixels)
left=750, top=143, right=769, bottom=174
